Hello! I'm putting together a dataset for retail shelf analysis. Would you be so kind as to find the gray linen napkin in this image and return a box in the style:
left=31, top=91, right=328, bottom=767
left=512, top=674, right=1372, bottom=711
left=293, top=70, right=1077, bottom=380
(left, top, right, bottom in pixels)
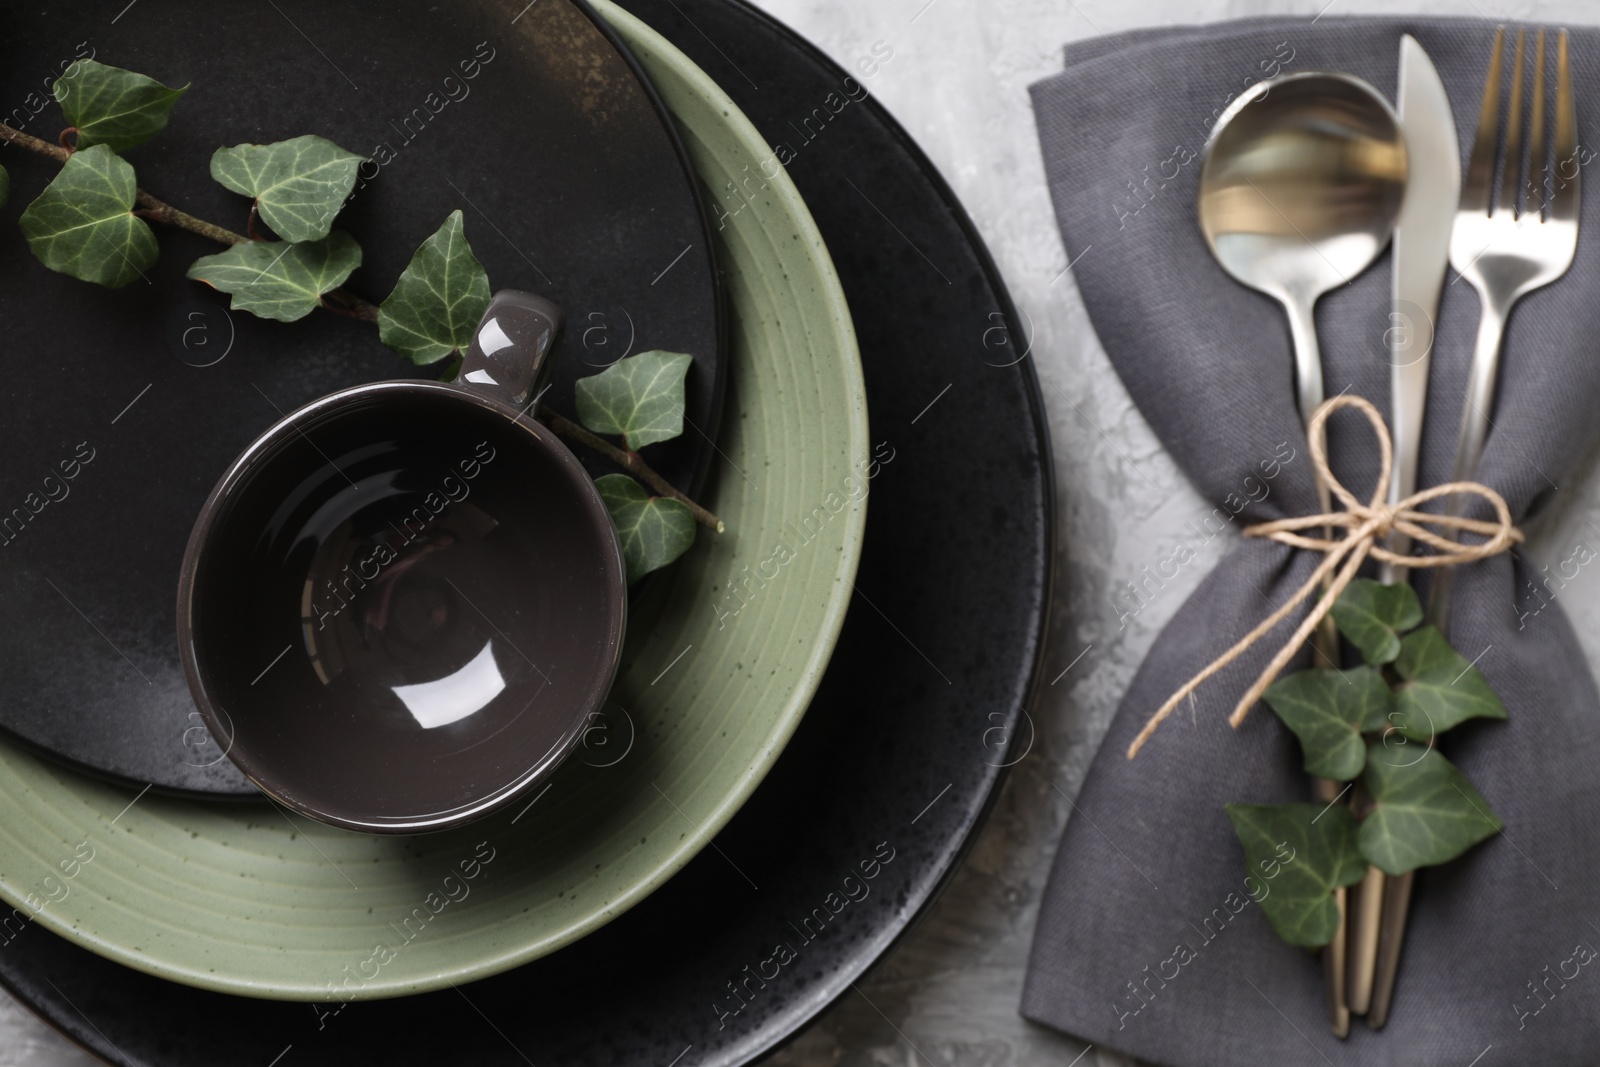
left=1024, top=17, right=1600, bottom=1067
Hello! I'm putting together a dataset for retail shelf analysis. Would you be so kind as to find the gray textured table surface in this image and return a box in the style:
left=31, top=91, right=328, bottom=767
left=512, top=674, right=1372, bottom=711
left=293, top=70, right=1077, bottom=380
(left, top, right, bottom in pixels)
left=7, top=0, right=1600, bottom=1064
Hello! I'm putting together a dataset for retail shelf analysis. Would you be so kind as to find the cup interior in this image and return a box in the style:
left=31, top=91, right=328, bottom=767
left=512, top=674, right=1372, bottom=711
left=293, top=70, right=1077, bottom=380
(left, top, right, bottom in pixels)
left=179, top=382, right=626, bottom=832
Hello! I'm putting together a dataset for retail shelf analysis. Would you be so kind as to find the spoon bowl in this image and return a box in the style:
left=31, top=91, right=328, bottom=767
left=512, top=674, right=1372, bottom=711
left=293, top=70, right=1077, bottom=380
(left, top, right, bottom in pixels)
left=1198, top=71, right=1408, bottom=418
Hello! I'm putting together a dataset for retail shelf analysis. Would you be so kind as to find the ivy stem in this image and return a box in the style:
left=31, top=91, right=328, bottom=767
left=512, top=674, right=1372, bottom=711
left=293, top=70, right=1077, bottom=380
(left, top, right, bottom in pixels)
left=319, top=288, right=380, bottom=323
left=133, top=192, right=249, bottom=246
left=1, top=120, right=715, bottom=530
left=1, top=122, right=69, bottom=162
left=537, top=405, right=725, bottom=533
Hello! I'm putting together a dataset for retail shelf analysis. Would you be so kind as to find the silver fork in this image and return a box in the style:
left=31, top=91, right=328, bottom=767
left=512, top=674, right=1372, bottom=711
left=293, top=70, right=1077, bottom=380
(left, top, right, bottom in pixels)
left=1368, top=25, right=1581, bottom=1030
left=1442, top=26, right=1579, bottom=587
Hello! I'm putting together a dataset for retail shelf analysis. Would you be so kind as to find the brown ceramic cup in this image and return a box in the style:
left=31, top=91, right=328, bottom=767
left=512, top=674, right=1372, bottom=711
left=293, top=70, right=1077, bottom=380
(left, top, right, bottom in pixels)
left=177, top=291, right=627, bottom=833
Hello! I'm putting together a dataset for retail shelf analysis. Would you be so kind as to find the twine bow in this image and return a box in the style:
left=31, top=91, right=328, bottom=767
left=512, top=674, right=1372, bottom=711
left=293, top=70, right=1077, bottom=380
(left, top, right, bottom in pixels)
left=1126, top=394, right=1523, bottom=759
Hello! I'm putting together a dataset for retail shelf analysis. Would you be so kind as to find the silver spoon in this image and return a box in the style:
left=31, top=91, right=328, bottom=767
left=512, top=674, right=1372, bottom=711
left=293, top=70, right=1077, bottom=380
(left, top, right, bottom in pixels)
left=1198, top=71, right=1408, bottom=428
left=1196, top=71, right=1409, bottom=1038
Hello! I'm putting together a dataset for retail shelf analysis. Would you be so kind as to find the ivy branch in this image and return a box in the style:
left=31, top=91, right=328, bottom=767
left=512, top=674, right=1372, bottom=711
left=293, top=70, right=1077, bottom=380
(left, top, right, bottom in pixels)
left=0, top=59, right=720, bottom=582
left=1225, top=578, right=1506, bottom=952
left=0, top=120, right=382, bottom=320
left=3, top=123, right=239, bottom=243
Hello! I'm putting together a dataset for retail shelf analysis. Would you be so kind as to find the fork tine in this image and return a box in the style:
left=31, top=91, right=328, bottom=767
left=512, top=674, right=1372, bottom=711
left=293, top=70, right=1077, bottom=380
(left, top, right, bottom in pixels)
left=1462, top=27, right=1506, bottom=216
left=1496, top=29, right=1526, bottom=217
left=1526, top=30, right=1547, bottom=217
left=1553, top=29, right=1582, bottom=223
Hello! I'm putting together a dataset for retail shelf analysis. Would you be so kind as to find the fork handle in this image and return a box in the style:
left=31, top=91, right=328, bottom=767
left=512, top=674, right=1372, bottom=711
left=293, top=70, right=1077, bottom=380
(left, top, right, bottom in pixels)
left=1428, top=294, right=1508, bottom=622
left=1369, top=291, right=1510, bottom=1029
left=1451, top=294, right=1509, bottom=486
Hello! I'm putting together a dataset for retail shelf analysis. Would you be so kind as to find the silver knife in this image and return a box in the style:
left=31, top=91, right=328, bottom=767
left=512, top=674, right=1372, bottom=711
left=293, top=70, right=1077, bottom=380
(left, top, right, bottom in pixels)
left=1348, top=33, right=1462, bottom=1026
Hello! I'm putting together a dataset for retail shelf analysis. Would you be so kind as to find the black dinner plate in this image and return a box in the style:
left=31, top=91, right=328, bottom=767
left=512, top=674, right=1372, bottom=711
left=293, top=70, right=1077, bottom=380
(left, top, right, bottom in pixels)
left=0, top=0, right=1054, bottom=1063
left=0, top=0, right=725, bottom=796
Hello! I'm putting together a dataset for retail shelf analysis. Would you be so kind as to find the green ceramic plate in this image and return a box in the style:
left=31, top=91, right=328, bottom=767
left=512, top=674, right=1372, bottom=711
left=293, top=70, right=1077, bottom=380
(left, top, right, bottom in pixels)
left=0, top=1, right=867, bottom=1001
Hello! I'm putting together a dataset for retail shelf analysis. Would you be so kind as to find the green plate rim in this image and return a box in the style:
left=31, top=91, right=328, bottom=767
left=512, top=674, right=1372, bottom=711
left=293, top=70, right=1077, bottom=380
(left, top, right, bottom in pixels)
left=0, top=0, right=868, bottom=1000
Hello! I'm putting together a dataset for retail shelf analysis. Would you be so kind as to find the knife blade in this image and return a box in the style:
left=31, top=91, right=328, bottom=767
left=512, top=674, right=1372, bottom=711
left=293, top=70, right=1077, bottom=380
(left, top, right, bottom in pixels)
left=1388, top=34, right=1461, bottom=524
left=1350, top=32, right=1462, bottom=1028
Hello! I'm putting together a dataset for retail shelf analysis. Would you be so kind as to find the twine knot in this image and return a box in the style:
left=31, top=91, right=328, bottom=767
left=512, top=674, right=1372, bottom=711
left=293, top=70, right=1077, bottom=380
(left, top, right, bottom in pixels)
left=1370, top=503, right=1398, bottom=541
left=1126, top=394, right=1522, bottom=759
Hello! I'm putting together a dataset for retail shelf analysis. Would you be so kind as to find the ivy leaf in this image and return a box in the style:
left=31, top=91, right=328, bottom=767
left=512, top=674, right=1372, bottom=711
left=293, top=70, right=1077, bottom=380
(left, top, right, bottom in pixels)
left=1330, top=579, right=1423, bottom=666
left=18, top=144, right=158, bottom=289
left=1359, top=742, right=1501, bottom=875
left=210, top=135, right=365, bottom=243
left=1262, top=666, right=1390, bottom=781
left=595, top=474, right=695, bottom=583
left=1387, top=626, right=1508, bottom=742
left=1225, top=802, right=1367, bottom=948
left=377, top=210, right=491, bottom=365
left=186, top=233, right=362, bottom=322
left=53, top=59, right=187, bottom=153
left=575, top=350, right=693, bottom=449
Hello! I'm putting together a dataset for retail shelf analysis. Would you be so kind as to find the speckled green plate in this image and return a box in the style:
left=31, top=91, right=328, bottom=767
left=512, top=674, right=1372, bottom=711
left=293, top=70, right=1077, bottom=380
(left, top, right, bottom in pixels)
left=0, top=1, right=866, bottom=1001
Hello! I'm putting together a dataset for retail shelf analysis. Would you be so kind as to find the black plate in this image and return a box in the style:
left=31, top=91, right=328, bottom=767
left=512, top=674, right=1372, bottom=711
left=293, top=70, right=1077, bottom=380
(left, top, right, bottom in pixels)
left=0, top=1, right=1054, bottom=1063
left=0, top=0, right=724, bottom=796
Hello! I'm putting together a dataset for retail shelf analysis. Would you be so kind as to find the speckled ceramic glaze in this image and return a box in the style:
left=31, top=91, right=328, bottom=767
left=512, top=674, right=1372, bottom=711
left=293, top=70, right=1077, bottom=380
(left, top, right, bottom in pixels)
left=0, top=1, right=1052, bottom=1062
left=0, top=0, right=726, bottom=797
left=0, top=1, right=866, bottom=1000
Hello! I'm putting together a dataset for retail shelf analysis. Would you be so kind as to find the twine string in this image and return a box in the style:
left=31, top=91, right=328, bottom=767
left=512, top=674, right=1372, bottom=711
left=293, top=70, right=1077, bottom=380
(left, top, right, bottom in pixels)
left=1126, top=394, right=1522, bottom=760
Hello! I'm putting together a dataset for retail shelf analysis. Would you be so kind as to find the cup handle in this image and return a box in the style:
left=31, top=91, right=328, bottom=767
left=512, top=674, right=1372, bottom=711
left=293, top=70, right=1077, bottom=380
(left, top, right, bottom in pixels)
left=456, top=290, right=565, bottom=408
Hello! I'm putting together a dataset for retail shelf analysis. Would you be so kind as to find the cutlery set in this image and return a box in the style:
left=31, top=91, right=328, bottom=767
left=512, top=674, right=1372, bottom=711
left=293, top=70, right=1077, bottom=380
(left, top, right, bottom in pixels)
left=1200, top=25, right=1580, bottom=1035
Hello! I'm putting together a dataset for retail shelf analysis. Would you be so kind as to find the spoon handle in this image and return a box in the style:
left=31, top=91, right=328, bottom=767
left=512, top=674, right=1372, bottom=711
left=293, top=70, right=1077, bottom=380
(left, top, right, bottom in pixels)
left=1283, top=294, right=1355, bottom=1034
left=1284, top=298, right=1328, bottom=474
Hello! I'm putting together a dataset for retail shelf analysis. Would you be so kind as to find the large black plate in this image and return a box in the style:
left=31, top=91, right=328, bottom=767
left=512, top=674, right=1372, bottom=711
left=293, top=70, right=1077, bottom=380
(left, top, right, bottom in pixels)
left=0, top=0, right=724, bottom=796
left=0, top=0, right=1054, bottom=1063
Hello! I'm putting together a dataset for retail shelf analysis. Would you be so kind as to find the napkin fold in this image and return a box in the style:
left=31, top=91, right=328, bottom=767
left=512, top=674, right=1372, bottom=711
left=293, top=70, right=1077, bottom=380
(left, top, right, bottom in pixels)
left=1025, top=17, right=1600, bottom=1067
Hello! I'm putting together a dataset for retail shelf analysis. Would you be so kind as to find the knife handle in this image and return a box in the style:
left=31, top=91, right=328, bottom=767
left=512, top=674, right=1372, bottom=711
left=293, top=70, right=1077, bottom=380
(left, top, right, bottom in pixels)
left=1369, top=870, right=1416, bottom=1028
